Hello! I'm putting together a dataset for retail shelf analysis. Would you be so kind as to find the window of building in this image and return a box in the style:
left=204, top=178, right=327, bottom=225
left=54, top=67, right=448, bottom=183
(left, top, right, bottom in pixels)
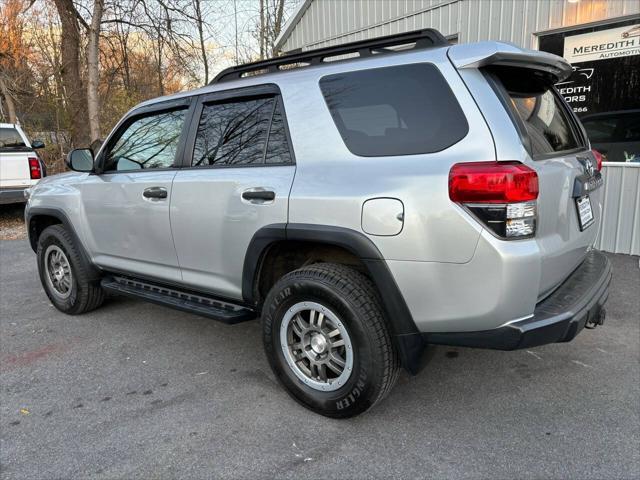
left=583, top=111, right=640, bottom=163
left=319, top=63, right=468, bottom=157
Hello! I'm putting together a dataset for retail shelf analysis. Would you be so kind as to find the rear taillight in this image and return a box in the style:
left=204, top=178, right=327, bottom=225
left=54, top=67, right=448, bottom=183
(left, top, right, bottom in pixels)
left=449, top=161, right=538, bottom=239
left=591, top=149, right=603, bottom=171
left=28, top=157, right=42, bottom=179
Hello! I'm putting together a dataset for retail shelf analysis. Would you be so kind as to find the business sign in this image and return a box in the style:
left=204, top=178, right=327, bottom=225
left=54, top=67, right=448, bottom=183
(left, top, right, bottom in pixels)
left=539, top=19, right=640, bottom=117
left=564, top=24, right=640, bottom=63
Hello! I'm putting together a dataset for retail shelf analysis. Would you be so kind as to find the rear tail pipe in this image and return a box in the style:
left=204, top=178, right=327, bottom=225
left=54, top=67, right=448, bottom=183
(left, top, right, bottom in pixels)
left=585, top=307, right=606, bottom=329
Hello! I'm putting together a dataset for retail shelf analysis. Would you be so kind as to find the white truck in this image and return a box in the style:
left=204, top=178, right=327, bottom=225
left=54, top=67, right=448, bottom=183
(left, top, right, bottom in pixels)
left=0, top=123, right=46, bottom=204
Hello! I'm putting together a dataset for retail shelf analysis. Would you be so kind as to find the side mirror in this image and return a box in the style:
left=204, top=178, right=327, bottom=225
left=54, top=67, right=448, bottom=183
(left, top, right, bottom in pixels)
left=31, top=140, right=45, bottom=149
left=66, top=148, right=95, bottom=173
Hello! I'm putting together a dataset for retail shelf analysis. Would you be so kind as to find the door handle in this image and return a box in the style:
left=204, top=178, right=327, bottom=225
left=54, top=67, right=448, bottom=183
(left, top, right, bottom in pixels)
left=242, top=190, right=275, bottom=201
left=143, top=187, right=168, bottom=199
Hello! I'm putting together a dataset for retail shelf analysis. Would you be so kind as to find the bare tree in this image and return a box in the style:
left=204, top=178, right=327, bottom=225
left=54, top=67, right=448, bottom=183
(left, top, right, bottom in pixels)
left=272, top=0, right=285, bottom=54
left=53, top=0, right=90, bottom=146
left=0, top=73, right=18, bottom=123
left=0, top=0, right=27, bottom=124
left=257, top=0, right=288, bottom=59
left=259, top=0, right=265, bottom=59
left=193, top=0, right=208, bottom=84
left=86, top=0, right=105, bottom=142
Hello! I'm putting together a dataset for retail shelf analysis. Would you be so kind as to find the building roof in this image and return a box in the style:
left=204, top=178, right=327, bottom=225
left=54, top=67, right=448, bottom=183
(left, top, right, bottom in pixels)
left=274, top=0, right=313, bottom=52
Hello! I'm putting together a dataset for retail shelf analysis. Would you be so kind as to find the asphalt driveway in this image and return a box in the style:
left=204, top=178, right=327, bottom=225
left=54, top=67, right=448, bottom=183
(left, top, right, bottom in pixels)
left=1, top=239, right=638, bottom=479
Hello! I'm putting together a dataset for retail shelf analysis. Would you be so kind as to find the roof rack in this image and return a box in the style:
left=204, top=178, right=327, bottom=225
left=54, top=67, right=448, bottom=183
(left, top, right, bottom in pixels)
left=211, top=28, right=449, bottom=84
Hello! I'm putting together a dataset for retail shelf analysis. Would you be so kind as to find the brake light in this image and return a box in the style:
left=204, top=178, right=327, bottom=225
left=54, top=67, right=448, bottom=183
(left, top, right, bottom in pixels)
left=449, top=161, right=538, bottom=203
left=28, top=157, right=42, bottom=180
left=449, top=161, right=538, bottom=239
left=591, top=149, right=603, bottom=171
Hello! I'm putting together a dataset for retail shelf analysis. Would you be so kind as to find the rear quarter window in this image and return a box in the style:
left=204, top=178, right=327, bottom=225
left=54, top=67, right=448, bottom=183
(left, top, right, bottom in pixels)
left=319, top=63, right=469, bottom=157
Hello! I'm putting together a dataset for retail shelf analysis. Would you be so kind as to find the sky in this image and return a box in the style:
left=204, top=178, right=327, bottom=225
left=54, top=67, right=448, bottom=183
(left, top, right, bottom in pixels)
left=195, top=0, right=301, bottom=75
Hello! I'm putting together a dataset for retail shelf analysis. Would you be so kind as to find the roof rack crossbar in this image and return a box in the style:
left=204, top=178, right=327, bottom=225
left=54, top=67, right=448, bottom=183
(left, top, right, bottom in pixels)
left=211, top=28, right=449, bottom=84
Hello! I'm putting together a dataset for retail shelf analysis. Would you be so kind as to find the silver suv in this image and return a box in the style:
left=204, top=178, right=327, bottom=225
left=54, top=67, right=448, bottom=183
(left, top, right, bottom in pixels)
left=25, top=30, right=611, bottom=418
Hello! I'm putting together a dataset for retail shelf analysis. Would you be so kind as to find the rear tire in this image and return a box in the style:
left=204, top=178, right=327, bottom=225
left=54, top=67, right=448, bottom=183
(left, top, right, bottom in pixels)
left=37, top=225, right=104, bottom=315
left=262, top=263, right=399, bottom=418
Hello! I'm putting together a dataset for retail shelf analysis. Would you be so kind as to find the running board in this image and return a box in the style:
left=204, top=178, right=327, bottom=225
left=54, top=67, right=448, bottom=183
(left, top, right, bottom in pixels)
left=101, top=276, right=256, bottom=324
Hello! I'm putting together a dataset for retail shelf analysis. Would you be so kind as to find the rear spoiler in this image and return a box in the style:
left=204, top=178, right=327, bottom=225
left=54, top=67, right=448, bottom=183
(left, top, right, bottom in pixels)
left=447, top=41, right=573, bottom=83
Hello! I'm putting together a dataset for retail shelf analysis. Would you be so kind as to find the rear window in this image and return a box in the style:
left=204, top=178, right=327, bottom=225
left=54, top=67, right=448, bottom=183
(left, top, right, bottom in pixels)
left=509, top=90, right=580, bottom=155
left=0, top=128, right=27, bottom=149
left=319, top=64, right=468, bottom=157
left=490, top=67, right=583, bottom=157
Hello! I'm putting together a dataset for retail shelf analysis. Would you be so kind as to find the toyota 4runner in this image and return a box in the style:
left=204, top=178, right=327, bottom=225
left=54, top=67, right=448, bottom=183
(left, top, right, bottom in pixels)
left=25, top=30, right=612, bottom=418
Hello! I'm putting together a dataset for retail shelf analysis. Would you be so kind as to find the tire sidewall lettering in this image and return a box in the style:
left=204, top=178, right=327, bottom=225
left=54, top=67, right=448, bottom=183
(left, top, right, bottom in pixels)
left=335, top=368, right=367, bottom=410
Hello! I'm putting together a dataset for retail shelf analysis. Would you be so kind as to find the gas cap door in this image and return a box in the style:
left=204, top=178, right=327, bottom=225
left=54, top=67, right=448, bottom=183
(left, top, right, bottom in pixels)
left=361, top=198, right=404, bottom=236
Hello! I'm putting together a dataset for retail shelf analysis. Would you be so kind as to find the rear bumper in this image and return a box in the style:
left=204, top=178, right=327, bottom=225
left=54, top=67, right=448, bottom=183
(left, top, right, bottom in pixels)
left=0, top=186, right=28, bottom=205
left=423, top=250, right=612, bottom=350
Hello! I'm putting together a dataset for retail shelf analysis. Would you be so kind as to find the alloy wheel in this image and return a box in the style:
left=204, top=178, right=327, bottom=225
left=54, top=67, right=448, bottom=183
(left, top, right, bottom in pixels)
left=44, top=245, right=73, bottom=299
left=280, top=301, right=353, bottom=391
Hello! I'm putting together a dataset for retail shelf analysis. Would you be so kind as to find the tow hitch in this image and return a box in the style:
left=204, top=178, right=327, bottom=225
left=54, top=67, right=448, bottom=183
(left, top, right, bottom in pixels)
left=585, top=307, right=606, bottom=329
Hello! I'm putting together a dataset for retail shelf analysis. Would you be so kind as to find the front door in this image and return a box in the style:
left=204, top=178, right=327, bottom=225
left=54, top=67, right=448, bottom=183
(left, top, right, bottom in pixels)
left=170, top=86, right=296, bottom=300
left=79, top=101, right=191, bottom=282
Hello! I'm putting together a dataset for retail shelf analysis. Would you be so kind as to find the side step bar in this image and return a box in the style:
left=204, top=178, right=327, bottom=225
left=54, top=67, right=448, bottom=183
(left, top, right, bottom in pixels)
left=101, top=276, right=256, bottom=324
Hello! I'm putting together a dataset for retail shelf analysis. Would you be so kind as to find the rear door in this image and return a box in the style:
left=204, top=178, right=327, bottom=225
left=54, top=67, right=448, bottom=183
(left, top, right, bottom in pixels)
left=0, top=126, right=31, bottom=188
left=488, top=68, right=603, bottom=298
left=170, top=84, right=295, bottom=300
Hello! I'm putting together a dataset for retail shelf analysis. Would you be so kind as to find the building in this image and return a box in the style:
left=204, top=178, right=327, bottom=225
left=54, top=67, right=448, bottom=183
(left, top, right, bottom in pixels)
left=275, top=0, right=640, bottom=255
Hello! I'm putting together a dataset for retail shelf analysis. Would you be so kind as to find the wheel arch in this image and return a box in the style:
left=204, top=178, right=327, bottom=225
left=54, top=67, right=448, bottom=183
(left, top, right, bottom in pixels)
left=26, top=207, right=100, bottom=280
left=243, top=223, right=428, bottom=374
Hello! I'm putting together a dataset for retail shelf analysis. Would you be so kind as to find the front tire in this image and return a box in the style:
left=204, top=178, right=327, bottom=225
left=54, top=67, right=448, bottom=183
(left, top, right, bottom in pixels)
left=262, top=263, right=399, bottom=418
left=37, top=225, right=104, bottom=314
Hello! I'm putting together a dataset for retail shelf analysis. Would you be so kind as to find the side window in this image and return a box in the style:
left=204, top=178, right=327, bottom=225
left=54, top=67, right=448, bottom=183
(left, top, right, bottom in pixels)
left=319, top=64, right=469, bottom=157
left=103, top=109, right=186, bottom=171
left=192, top=96, right=292, bottom=167
left=265, top=101, right=292, bottom=164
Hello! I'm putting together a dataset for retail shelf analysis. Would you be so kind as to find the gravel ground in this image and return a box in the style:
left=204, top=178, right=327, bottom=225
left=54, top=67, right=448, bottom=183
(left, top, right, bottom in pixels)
left=0, top=205, right=27, bottom=241
left=0, top=240, right=638, bottom=479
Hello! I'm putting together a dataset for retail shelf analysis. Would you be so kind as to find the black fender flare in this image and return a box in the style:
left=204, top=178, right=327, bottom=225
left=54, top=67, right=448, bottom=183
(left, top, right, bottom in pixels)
left=26, top=207, right=101, bottom=281
left=242, top=223, right=428, bottom=374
